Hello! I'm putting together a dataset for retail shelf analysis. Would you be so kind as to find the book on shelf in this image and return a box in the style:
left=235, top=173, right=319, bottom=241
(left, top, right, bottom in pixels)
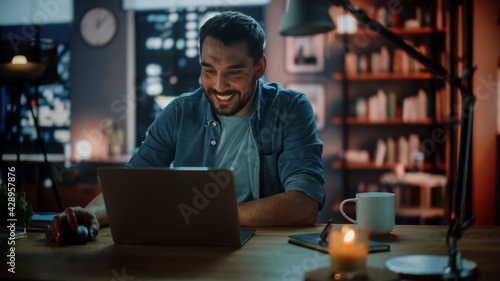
left=416, top=89, right=427, bottom=120
left=371, top=52, right=380, bottom=74
left=436, top=88, right=442, bottom=121
left=401, top=43, right=412, bottom=74
left=380, top=46, right=390, bottom=73
left=288, top=232, right=390, bottom=253
left=359, top=54, right=369, bottom=73
left=345, top=52, right=357, bottom=75
left=408, top=134, right=421, bottom=165
left=367, top=89, right=388, bottom=121
left=386, top=91, right=397, bottom=119
left=386, top=137, right=396, bottom=164
left=401, top=89, right=428, bottom=122
left=398, top=136, right=409, bottom=165
left=374, top=139, right=387, bottom=167
left=356, top=97, right=367, bottom=119
left=435, top=87, right=450, bottom=121
left=393, top=49, right=402, bottom=73
left=368, top=95, right=379, bottom=121
left=436, top=0, right=443, bottom=29
left=370, top=46, right=390, bottom=74
left=345, top=149, right=370, bottom=164
left=377, top=89, right=387, bottom=121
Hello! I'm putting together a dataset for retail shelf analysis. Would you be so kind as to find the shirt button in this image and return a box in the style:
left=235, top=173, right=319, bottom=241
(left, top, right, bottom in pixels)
left=212, top=122, right=217, bottom=126
left=211, top=140, right=216, bottom=145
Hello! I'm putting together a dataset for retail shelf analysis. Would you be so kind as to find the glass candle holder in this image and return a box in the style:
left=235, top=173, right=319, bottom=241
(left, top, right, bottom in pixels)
left=328, top=225, right=369, bottom=276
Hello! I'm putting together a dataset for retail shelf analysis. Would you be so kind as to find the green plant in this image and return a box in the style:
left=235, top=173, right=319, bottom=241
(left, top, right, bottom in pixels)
left=0, top=184, right=34, bottom=227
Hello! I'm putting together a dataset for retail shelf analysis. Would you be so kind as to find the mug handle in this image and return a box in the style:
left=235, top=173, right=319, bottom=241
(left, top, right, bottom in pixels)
left=340, top=198, right=357, bottom=224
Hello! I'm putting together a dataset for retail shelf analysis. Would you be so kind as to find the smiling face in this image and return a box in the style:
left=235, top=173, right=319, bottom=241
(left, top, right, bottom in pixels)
left=200, top=36, right=266, bottom=117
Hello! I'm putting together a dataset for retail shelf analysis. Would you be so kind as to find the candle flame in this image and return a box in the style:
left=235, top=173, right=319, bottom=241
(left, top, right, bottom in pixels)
left=344, top=230, right=355, bottom=242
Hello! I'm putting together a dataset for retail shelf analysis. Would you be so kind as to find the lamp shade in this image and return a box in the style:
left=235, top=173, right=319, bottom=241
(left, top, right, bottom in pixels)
left=0, top=62, right=46, bottom=80
left=279, top=0, right=335, bottom=36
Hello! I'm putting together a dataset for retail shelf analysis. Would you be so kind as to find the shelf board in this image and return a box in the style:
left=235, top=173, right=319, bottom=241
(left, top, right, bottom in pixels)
left=332, top=117, right=435, bottom=125
left=332, top=72, right=434, bottom=81
left=332, top=161, right=447, bottom=171
left=336, top=27, right=447, bottom=36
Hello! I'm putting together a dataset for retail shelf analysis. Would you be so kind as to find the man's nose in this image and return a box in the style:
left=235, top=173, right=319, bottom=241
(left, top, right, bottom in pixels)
left=214, top=74, right=229, bottom=93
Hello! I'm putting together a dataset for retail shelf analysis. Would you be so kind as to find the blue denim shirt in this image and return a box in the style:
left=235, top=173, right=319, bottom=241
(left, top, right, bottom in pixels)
left=127, top=80, right=326, bottom=209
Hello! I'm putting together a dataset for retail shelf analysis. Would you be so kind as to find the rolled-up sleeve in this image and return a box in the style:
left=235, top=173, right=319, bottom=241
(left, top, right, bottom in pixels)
left=284, top=173, right=326, bottom=209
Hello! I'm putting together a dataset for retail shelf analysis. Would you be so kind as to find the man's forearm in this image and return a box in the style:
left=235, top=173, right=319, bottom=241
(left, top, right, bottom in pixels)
left=85, top=193, right=108, bottom=227
left=238, top=191, right=319, bottom=226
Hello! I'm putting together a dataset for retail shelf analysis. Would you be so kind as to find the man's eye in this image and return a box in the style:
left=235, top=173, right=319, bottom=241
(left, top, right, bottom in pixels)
left=228, top=70, right=241, bottom=75
left=205, top=69, right=216, bottom=74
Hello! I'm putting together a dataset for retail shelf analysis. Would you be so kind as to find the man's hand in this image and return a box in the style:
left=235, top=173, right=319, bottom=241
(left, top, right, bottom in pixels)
left=45, top=207, right=100, bottom=243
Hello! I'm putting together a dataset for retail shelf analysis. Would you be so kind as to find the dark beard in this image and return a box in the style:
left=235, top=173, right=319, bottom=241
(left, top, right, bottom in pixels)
left=205, top=88, right=251, bottom=116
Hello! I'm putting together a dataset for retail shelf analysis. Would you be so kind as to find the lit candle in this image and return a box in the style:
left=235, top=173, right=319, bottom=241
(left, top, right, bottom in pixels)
left=328, top=225, right=369, bottom=274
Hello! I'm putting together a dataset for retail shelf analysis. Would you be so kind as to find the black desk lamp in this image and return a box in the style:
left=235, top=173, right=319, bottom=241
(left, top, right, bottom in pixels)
left=0, top=55, right=63, bottom=211
left=280, top=0, right=477, bottom=279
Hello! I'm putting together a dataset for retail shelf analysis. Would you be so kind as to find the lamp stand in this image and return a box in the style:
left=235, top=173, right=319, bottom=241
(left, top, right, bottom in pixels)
left=0, top=80, right=63, bottom=211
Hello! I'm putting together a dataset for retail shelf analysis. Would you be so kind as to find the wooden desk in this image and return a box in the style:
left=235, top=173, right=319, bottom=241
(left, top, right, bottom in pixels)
left=2, top=225, right=499, bottom=280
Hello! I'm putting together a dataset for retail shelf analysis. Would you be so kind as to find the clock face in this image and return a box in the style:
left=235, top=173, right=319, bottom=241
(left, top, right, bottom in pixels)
left=80, top=7, right=117, bottom=47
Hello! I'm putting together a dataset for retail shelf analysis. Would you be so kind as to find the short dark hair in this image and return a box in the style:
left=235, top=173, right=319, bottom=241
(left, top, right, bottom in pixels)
left=199, top=11, right=265, bottom=64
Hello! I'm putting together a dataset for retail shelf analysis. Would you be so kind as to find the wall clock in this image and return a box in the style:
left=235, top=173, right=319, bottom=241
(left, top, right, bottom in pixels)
left=80, top=7, right=117, bottom=47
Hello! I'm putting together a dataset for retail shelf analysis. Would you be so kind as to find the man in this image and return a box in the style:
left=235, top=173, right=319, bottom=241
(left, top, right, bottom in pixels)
left=45, top=11, right=325, bottom=243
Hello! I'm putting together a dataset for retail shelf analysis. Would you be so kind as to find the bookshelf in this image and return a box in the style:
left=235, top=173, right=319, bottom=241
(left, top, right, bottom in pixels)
left=333, top=0, right=450, bottom=210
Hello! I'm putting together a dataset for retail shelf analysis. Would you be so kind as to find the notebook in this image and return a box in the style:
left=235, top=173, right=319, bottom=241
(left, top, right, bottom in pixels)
left=97, top=167, right=255, bottom=247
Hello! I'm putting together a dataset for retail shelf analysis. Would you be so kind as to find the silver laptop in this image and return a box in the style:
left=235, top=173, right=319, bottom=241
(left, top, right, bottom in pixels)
left=97, top=167, right=255, bottom=247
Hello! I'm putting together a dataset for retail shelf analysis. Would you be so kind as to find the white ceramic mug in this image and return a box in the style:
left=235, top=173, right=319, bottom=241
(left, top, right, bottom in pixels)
left=340, top=192, right=395, bottom=235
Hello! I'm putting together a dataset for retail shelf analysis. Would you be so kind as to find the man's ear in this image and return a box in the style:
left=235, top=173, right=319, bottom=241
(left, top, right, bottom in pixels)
left=256, top=55, right=267, bottom=79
